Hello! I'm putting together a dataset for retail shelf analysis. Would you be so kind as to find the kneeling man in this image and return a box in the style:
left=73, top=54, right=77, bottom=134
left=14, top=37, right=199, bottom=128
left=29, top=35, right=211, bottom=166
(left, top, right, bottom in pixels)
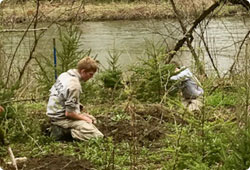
left=46, top=56, right=103, bottom=141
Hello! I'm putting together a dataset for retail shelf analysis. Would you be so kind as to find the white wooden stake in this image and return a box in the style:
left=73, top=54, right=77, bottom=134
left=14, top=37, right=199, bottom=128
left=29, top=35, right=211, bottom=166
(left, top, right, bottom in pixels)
left=7, top=147, right=18, bottom=170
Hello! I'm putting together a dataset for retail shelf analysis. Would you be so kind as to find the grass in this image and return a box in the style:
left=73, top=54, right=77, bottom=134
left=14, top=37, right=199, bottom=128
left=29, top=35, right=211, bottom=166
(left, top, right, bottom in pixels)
left=0, top=77, right=247, bottom=169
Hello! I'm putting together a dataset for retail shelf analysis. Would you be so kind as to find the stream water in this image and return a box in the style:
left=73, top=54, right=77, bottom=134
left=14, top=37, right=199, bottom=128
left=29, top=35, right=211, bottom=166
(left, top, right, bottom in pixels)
left=2, top=16, right=250, bottom=75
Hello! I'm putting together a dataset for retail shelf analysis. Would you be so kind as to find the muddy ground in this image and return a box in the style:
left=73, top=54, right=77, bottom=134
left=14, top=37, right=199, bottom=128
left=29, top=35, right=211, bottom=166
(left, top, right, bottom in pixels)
left=1, top=155, right=94, bottom=170
left=97, top=104, right=184, bottom=144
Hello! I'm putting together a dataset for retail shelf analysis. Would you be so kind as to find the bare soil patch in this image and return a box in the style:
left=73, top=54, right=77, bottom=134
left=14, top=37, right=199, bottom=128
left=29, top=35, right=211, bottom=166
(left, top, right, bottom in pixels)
left=2, top=154, right=93, bottom=170
left=96, top=104, right=184, bottom=143
left=97, top=114, right=164, bottom=143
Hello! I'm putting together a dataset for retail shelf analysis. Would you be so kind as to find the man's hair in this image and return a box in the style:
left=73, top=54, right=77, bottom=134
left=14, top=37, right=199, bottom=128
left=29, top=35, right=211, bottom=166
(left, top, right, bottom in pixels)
left=77, top=56, right=98, bottom=72
left=170, top=61, right=181, bottom=69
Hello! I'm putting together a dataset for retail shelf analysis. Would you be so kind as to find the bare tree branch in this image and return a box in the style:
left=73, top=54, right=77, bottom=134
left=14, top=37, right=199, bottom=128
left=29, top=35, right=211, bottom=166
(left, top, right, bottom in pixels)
left=227, top=30, right=250, bottom=76
left=169, top=0, right=206, bottom=75
left=17, top=0, right=41, bottom=84
left=197, top=20, right=221, bottom=78
left=165, top=0, right=250, bottom=64
left=5, top=9, right=38, bottom=87
left=165, top=0, right=223, bottom=64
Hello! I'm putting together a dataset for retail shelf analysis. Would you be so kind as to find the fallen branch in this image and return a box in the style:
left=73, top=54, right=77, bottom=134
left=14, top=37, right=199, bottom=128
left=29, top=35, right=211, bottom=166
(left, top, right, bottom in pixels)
left=30, top=161, right=53, bottom=170
left=0, top=28, right=48, bottom=33
left=7, top=157, right=28, bottom=166
left=61, top=160, right=73, bottom=170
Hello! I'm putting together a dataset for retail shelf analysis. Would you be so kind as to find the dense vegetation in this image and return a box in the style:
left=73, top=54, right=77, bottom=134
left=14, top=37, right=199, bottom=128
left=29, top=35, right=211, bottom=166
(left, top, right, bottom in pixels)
left=0, top=24, right=250, bottom=169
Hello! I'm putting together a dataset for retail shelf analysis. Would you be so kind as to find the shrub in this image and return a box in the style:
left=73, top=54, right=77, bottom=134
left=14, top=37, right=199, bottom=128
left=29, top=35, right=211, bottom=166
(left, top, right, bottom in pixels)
left=129, top=42, right=176, bottom=102
left=98, top=50, right=123, bottom=89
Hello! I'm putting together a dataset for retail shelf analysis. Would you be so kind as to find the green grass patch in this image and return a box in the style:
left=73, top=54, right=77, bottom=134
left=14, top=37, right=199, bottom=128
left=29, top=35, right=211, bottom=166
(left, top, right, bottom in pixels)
left=206, top=91, right=239, bottom=107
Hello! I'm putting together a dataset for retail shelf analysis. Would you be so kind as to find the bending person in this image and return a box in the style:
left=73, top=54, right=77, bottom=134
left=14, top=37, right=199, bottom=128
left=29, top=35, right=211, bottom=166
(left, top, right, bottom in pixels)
left=170, top=61, right=204, bottom=112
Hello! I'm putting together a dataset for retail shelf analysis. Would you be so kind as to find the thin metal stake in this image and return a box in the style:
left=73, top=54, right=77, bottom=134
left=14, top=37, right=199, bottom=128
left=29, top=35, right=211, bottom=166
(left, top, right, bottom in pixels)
left=53, top=38, right=57, bottom=80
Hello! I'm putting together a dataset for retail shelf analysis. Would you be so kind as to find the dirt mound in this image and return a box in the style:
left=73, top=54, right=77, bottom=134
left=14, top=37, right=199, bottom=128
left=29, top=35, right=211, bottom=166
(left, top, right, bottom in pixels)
left=97, top=113, right=165, bottom=143
left=134, top=104, right=184, bottom=123
left=96, top=104, right=185, bottom=144
left=2, top=155, right=93, bottom=170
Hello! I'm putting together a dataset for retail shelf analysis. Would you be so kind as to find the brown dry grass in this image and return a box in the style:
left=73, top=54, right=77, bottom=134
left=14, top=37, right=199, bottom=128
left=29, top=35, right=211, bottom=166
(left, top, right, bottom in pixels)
left=0, top=1, right=173, bottom=23
left=0, top=0, right=248, bottom=24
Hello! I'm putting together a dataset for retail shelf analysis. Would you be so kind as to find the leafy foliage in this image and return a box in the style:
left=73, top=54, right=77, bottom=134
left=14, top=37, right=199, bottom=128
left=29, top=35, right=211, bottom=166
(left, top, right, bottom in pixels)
left=35, top=25, right=91, bottom=94
left=0, top=102, right=48, bottom=157
left=98, top=49, right=123, bottom=89
left=220, top=123, right=250, bottom=170
left=206, top=90, right=239, bottom=107
left=129, top=42, right=176, bottom=102
left=57, top=25, right=89, bottom=73
left=90, top=48, right=125, bottom=103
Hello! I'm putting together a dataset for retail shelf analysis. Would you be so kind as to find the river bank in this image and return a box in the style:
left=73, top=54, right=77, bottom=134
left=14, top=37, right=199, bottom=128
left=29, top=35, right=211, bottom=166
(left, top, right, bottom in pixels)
left=0, top=1, right=249, bottom=25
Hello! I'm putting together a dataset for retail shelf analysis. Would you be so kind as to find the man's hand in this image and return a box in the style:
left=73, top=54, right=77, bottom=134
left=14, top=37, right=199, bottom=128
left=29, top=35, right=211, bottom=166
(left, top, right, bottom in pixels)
left=83, top=113, right=97, bottom=124
left=65, top=111, right=93, bottom=123
left=83, top=115, right=93, bottom=123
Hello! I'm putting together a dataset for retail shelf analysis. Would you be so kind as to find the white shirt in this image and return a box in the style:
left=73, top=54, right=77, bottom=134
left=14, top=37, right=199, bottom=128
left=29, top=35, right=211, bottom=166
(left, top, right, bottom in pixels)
left=47, top=69, right=82, bottom=120
left=170, top=68, right=203, bottom=99
left=170, top=68, right=194, bottom=81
